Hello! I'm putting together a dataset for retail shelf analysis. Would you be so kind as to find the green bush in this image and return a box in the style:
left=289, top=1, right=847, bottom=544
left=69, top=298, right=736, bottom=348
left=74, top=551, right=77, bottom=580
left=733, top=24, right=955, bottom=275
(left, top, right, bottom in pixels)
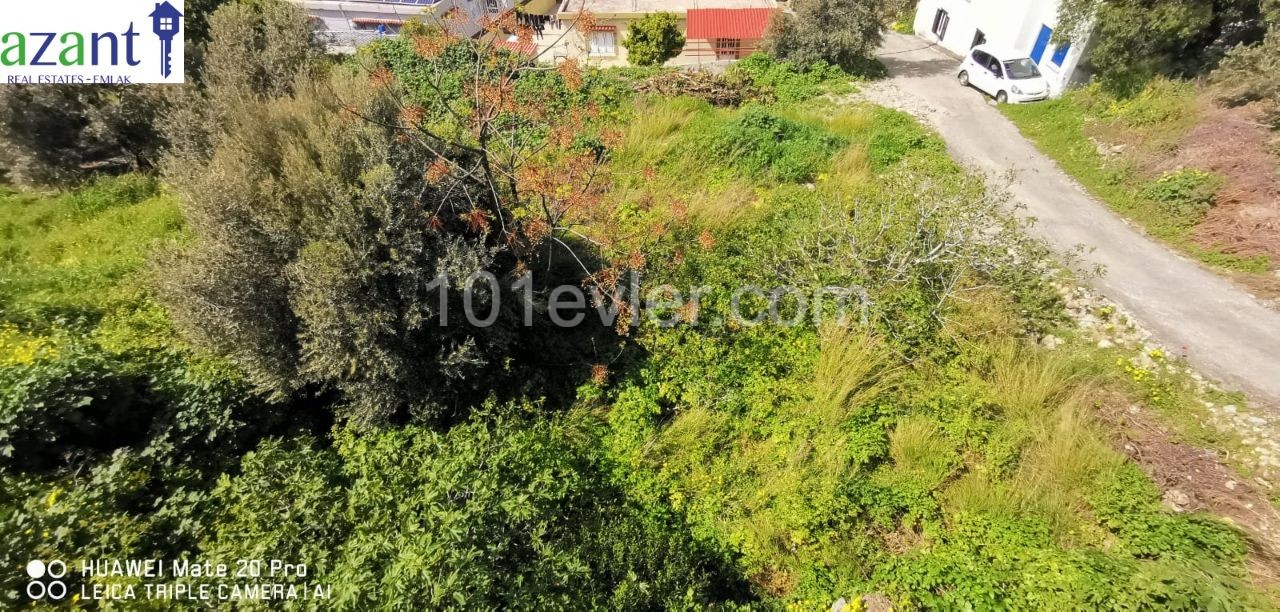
left=1141, top=169, right=1221, bottom=223
left=622, top=12, right=685, bottom=66
left=729, top=53, right=850, bottom=103
left=708, top=105, right=846, bottom=182
left=763, top=0, right=884, bottom=74
left=199, top=409, right=753, bottom=610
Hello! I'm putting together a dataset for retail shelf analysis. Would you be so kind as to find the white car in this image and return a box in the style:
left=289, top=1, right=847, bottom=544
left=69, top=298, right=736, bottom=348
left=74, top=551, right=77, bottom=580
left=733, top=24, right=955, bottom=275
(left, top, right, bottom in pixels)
left=957, top=44, right=1050, bottom=104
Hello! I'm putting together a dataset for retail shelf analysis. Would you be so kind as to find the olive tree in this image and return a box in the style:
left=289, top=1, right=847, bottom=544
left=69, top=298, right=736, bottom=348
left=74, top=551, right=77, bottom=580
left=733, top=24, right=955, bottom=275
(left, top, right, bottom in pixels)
left=157, top=6, right=630, bottom=426
left=764, top=0, right=884, bottom=72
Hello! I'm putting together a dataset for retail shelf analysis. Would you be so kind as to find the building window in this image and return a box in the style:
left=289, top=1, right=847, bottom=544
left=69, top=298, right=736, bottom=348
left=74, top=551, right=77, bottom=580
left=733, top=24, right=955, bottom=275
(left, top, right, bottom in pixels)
left=589, top=29, right=616, bottom=56
left=970, top=29, right=985, bottom=49
left=931, top=9, right=949, bottom=40
left=715, top=38, right=741, bottom=60
left=1050, top=42, right=1071, bottom=66
left=160, top=17, right=174, bottom=30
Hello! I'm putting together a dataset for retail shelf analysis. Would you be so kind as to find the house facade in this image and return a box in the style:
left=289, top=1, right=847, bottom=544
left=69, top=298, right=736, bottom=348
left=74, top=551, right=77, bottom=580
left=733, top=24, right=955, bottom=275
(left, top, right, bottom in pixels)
left=912, top=0, right=1091, bottom=95
left=293, top=0, right=516, bottom=49
left=549, top=0, right=777, bottom=67
left=290, top=0, right=777, bottom=65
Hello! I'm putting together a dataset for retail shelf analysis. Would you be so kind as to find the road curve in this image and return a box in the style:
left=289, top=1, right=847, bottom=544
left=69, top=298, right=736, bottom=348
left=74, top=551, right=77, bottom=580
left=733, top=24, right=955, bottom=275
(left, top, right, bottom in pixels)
left=864, top=32, right=1280, bottom=408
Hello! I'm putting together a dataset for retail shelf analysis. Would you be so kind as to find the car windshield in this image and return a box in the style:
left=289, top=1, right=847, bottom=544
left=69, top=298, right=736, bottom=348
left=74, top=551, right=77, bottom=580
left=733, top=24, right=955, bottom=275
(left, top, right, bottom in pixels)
left=1003, top=58, right=1042, bottom=79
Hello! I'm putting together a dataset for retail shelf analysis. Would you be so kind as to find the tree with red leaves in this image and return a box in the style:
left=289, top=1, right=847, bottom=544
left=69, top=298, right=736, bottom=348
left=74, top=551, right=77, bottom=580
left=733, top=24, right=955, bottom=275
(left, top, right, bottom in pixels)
left=158, top=5, right=645, bottom=425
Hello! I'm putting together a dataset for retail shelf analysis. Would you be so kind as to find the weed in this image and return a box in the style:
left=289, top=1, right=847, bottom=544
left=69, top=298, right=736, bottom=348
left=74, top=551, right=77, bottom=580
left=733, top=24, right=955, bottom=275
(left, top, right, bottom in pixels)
left=1141, top=168, right=1222, bottom=224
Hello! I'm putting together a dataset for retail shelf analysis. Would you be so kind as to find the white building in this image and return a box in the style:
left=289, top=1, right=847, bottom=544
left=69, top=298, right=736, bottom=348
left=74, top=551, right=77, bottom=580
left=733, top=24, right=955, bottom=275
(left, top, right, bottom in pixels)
left=293, top=0, right=516, bottom=50
left=912, top=0, right=1092, bottom=95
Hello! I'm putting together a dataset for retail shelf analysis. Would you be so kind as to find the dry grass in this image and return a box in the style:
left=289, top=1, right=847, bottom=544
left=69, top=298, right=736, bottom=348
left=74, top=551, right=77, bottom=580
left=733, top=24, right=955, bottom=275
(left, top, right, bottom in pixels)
left=889, top=415, right=955, bottom=483
left=810, top=325, right=898, bottom=424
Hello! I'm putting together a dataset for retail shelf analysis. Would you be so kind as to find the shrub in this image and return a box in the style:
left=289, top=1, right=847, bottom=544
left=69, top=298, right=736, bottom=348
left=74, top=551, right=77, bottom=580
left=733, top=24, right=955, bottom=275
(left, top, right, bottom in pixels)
left=764, top=0, right=885, bottom=74
left=1141, top=169, right=1221, bottom=223
left=1057, top=0, right=1269, bottom=93
left=199, top=410, right=753, bottom=609
left=729, top=53, right=851, bottom=103
left=708, top=105, right=846, bottom=182
left=1213, top=28, right=1280, bottom=124
left=622, top=12, right=686, bottom=67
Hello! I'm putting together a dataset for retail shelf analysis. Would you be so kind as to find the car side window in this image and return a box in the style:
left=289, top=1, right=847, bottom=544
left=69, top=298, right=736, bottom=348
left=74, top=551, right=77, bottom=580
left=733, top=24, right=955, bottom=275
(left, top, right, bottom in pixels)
left=987, top=57, right=1002, bottom=76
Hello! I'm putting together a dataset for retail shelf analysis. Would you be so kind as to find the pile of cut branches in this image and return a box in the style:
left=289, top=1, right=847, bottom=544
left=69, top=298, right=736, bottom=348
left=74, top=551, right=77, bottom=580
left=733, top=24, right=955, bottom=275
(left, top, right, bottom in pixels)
left=634, top=70, right=772, bottom=106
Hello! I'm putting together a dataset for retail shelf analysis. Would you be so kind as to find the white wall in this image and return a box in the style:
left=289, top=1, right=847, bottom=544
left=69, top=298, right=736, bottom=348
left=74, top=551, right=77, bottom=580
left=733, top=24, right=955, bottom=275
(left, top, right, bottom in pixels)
left=294, top=0, right=516, bottom=38
left=912, top=0, right=1091, bottom=95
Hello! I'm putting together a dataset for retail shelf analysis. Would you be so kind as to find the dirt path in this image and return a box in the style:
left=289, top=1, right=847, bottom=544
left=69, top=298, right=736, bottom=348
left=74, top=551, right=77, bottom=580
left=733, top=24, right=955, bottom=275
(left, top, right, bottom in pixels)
left=860, top=32, right=1280, bottom=410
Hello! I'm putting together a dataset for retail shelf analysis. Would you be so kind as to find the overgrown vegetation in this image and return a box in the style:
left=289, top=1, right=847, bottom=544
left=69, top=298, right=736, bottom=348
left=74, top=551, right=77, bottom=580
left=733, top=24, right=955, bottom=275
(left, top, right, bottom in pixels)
left=1213, top=27, right=1280, bottom=125
left=1002, top=80, right=1272, bottom=274
left=1, top=0, right=1274, bottom=608
left=1056, top=0, right=1275, bottom=93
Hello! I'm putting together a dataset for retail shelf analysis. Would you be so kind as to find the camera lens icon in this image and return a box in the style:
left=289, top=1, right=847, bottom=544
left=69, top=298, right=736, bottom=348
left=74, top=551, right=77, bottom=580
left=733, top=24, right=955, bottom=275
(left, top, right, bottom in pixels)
left=26, top=559, right=67, bottom=600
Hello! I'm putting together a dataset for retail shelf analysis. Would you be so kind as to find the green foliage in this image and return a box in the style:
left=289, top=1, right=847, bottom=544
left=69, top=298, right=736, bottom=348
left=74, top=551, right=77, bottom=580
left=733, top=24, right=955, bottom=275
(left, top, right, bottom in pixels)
left=622, top=12, right=686, bottom=67
left=764, top=0, right=886, bottom=74
left=1090, top=463, right=1247, bottom=563
left=729, top=53, right=855, bottom=103
left=1056, top=0, right=1270, bottom=92
left=0, top=182, right=183, bottom=322
left=0, top=17, right=1272, bottom=611
left=1213, top=27, right=1280, bottom=124
left=1141, top=168, right=1222, bottom=223
left=865, top=107, right=946, bottom=171
left=62, top=174, right=160, bottom=217
left=199, top=409, right=752, bottom=609
left=708, top=105, right=847, bottom=182
left=1072, top=79, right=1198, bottom=129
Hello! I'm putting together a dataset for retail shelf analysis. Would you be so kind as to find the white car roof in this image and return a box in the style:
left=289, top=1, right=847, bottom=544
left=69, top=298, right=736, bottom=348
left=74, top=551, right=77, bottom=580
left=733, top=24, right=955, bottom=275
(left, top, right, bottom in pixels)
left=972, top=44, right=1031, bottom=62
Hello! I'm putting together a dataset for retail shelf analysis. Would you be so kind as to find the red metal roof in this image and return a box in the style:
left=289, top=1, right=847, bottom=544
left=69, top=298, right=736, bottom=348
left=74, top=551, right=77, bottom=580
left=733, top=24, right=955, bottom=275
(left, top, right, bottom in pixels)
left=686, top=8, right=774, bottom=40
left=494, top=36, right=537, bottom=56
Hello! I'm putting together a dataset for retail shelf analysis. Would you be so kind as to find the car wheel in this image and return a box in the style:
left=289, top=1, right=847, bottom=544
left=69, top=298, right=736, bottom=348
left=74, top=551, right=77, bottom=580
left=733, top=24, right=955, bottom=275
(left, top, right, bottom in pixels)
left=996, top=91, right=1008, bottom=104
left=958, top=71, right=969, bottom=87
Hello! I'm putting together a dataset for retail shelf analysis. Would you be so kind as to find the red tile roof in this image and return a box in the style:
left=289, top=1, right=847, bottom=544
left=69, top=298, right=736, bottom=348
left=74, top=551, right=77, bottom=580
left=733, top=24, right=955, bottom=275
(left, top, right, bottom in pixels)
left=686, top=8, right=774, bottom=40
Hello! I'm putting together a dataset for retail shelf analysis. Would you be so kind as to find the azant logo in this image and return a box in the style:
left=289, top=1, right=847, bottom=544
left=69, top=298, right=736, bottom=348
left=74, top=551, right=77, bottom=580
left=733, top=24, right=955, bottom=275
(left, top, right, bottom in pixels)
left=0, top=0, right=184, bottom=84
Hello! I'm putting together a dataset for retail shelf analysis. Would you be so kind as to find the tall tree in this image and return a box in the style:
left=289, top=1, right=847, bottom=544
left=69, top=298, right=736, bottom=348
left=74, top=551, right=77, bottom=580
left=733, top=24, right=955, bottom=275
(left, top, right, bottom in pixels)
left=764, top=0, right=884, bottom=72
left=157, top=7, right=635, bottom=425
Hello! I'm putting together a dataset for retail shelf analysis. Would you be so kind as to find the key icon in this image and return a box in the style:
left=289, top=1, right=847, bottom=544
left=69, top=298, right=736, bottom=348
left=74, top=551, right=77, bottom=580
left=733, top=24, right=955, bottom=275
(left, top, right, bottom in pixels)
left=149, top=2, right=183, bottom=78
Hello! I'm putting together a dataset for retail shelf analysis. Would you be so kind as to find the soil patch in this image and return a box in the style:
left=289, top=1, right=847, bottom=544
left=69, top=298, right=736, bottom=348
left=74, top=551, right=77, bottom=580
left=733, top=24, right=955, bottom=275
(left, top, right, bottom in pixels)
left=1161, top=100, right=1280, bottom=267
left=1099, top=399, right=1280, bottom=587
